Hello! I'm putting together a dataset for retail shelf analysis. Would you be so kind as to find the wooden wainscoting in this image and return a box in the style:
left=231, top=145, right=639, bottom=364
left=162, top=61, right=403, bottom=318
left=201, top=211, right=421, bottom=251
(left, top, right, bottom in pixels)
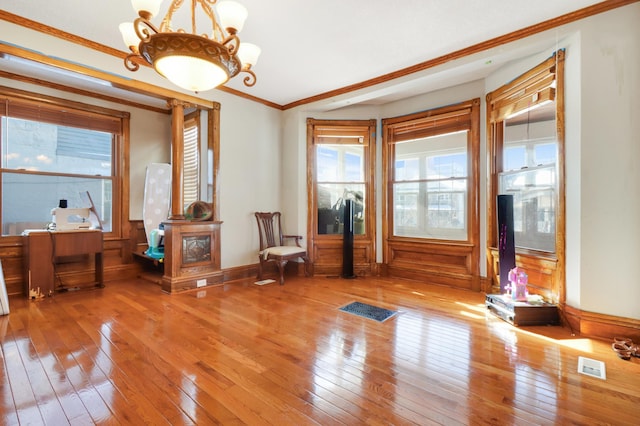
left=488, top=247, right=560, bottom=303
left=311, top=238, right=374, bottom=277
left=386, top=239, right=480, bottom=291
left=0, top=222, right=144, bottom=297
left=0, top=239, right=26, bottom=296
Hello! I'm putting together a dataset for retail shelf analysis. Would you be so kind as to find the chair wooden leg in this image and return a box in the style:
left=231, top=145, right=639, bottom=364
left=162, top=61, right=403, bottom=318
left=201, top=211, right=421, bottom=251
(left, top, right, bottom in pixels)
left=302, top=256, right=311, bottom=277
left=257, top=256, right=264, bottom=280
left=277, top=260, right=287, bottom=285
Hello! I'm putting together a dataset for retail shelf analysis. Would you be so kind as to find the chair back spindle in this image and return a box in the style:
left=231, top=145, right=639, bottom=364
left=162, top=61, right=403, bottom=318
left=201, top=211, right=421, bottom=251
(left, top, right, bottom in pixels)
left=256, top=212, right=283, bottom=250
left=254, top=211, right=309, bottom=285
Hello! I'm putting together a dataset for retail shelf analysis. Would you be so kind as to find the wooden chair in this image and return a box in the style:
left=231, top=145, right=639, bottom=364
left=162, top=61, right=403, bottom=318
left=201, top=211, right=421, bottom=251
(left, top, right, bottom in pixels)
left=255, top=212, right=310, bottom=285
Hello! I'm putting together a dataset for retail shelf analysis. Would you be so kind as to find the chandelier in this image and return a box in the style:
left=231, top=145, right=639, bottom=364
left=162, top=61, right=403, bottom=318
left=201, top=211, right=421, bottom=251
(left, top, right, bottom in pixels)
left=119, top=0, right=260, bottom=92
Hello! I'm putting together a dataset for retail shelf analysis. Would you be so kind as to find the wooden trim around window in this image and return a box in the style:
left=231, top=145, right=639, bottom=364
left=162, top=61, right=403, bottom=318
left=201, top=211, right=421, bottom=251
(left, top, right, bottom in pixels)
left=382, top=98, right=481, bottom=290
left=306, top=118, right=377, bottom=276
left=0, top=86, right=129, bottom=241
left=486, top=50, right=566, bottom=304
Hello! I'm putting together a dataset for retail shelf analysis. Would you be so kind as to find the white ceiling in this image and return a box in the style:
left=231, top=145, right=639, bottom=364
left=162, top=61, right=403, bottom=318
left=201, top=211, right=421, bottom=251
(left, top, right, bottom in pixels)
left=1, top=0, right=606, bottom=108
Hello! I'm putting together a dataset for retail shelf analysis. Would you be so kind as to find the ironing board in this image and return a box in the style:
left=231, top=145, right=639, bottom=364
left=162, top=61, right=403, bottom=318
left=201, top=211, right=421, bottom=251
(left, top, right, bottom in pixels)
left=142, top=163, right=171, bottom=246
left=0, top=260, right=9, bottom=315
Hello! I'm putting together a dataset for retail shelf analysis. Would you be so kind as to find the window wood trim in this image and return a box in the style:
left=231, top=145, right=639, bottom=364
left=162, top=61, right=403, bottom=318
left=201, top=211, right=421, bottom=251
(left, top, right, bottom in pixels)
left=0, top=86, right=129, bottom=241
left=306, top=118, right=377, bottom=276
left=183, top=110, right=200, bottom=207
left=382, top=98, right=480, bottom=244
left=486, top=50, right=566, bottom=303
left=381, top=98, right=481, bottom=289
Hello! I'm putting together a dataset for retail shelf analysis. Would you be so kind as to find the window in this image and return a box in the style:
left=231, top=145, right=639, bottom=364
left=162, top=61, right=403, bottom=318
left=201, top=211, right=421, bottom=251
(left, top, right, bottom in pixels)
left=0, top=91, right=126, bottom=236
left=393, top=131, right=468, bottom=239
left=488, top=51, right=564, bottom=255
left=499, top=109, right=557, bottom=251
left=307, top=118, right=376, bottom=276
left=384, top=99, right=480, bottom=243
left=183, top=110, right=200, bottom=208
left=486, top=50, right=565, bottom=302
left=312, top=123, right=372, bottom=236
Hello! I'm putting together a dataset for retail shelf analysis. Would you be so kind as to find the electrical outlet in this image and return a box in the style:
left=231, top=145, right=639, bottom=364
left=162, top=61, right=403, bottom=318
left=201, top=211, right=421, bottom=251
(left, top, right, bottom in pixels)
left=196, top=279, right=206, bottom=288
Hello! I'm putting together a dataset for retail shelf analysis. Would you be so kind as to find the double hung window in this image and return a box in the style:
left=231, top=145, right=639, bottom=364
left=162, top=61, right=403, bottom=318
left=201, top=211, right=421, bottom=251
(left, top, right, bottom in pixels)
left=384, top=99, right=480, bottom=243
left=183, top=110, right=200, bottom=208
left=0, top=91, right=126, bottom=236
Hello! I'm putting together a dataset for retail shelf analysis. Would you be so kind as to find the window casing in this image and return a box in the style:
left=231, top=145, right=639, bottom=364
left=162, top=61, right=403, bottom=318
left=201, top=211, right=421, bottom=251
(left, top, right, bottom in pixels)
left=0, top=91, right=126, bottom=237
left=486, top=50, right=565, bottom=303
left=384, top=99, right=480, bottom=244
left=312, top=123, right=373, bottom=236
left=499, top=116, right=557, bottom=251
left=307, top=118, right=376, bottom=276
left=183, top=111, right=200, bottom=208
left=487, top=51, right=564, bottom=255
left=393, top=131, right=469, bottom=240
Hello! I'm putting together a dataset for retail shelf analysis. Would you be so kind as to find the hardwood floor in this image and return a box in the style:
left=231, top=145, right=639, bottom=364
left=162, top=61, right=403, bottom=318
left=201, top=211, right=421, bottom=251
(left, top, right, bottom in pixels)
left=1, top=275, right=639, bottom=425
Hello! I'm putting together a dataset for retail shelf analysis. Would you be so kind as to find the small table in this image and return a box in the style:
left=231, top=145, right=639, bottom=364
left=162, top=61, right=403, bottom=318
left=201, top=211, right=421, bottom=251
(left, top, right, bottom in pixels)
left=486, top=294, right=558, bottom=326
left=23, top=229, right=103, bottom=297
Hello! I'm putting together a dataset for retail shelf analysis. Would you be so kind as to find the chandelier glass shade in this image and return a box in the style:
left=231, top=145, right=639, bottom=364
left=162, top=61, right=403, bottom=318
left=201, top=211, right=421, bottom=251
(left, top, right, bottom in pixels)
left=120, top=0, right=260, bottom=92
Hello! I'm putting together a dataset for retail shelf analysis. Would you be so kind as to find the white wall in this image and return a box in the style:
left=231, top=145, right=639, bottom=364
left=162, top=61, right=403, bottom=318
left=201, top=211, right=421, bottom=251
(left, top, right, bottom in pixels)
left=577, top=5, right=640, bottom=319
left=128, top=109, right=171, bottom=220
left=215, top=91, right=282, bottom=268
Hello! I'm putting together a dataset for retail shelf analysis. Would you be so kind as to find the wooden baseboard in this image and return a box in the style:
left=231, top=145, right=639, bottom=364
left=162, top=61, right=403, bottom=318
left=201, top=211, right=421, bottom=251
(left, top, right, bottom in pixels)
left=562, top=304, right=640, bottom=341
left=223, top=263, right=259, bottom=283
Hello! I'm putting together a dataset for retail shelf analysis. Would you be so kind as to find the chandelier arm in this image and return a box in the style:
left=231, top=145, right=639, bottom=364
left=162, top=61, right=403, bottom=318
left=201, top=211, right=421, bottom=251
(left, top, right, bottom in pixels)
left=134, top=17, right=160, bottom=42
left=124, top=53, right=141, bottom=72
left=242, top=69, right=257, bottom=87
left=222, top=34, right=240, bottom=55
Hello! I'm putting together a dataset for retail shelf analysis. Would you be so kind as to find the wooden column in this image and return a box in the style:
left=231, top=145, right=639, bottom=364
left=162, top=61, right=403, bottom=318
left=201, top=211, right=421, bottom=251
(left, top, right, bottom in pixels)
left=169, top=99, right=186, bottom=220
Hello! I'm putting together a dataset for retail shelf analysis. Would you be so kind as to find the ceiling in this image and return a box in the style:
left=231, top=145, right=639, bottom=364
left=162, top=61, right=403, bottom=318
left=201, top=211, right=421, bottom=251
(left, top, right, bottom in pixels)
left=0, top=0, right=607, bottom=109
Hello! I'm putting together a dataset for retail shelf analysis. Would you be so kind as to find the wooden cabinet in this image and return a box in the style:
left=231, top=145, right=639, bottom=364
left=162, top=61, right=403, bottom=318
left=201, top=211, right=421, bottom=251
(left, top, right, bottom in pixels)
left=22, top=230, right=103, bottom=298
left=161, top=220, right=223, bottom=293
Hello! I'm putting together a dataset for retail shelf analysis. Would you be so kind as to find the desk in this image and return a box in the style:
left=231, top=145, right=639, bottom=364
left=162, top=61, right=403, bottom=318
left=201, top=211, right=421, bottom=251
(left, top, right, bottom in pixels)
left=23, top=230, right=103, bottom=297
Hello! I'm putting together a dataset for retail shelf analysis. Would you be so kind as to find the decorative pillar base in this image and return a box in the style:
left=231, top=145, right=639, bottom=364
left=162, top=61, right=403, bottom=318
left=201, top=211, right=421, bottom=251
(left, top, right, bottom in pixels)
left=161, top=219, right=222, bottom=293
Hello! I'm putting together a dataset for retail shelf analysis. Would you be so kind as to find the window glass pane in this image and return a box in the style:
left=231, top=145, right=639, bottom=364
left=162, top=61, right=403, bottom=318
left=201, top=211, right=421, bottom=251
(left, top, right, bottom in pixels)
left=393, top=182, right=466, bottom=239
left=499, top=165, right=555, bottom=251
left=317, top=183, right=365, bottom=235
left=183, top=118, right=199, bottom=207
left=395, top=158, right=419, bottom=181
left=393, top=182, right=418, bottom=230
left=393, top=131, right=468, bottom=240
left=314, top=125, right=368, bottom=237
left=504, top=145, right=526, bottom=171
left=534, top=143, right=557, bottom=165
left=317, top=145, right=363, bottom=182
left=2, top=117, right=112, bottom=175
left=502, top=113, right=557, bottom=252
left=427, top=152, right=466, bottom=178
left=345, top=151, right=363, bottom=181
left=1, top=172, right=112, bottom=235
